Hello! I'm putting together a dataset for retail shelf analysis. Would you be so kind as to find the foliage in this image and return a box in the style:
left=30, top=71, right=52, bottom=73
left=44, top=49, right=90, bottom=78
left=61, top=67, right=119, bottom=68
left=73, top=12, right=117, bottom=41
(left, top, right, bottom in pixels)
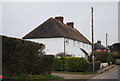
left=3, top=74, right=63, bottom=79
left=2, top=36, right=54, bottom=77
left=85, top=61, right=101, bottom=72
left=110, top=43, right=120, bottom=52
left=53, top=57, right=65, bottom=71
left=32, top=75, right=63, bottom=79
left=95, top=52, right=109, bottom=63
left=109, top=43, right=120, bottom=61
left=88, top=52, right=112, bottom=63
left=53, top=71, right=96, bottom=75
left=64, top=57, right=89, bottom=72
left=53, top=57, right=89, bottom=72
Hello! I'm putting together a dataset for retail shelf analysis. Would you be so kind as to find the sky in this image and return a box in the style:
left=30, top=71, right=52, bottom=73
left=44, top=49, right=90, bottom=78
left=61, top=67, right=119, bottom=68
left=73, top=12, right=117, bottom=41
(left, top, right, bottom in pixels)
left=0, top=0, right=119, bottom=46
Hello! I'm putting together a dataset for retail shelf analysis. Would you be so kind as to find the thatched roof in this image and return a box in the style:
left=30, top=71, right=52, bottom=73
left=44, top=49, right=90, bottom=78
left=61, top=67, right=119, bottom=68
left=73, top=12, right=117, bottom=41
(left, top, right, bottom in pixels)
left=22, top=17, right=91, bottom=44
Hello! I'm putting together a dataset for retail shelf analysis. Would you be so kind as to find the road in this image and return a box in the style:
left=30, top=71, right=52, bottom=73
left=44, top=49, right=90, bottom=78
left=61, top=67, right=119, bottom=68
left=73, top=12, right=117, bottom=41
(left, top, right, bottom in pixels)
left=52, top=65, right=119, bottom=81
left=89, top=65, right=120, bottom=81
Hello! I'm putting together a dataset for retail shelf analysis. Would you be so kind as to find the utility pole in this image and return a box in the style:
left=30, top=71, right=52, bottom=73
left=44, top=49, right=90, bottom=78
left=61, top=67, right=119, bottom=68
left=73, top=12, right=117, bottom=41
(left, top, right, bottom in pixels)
left=106, top=33, right=108, bottom=52
left=64, top=38, right=66, bottom=55
left=91, top=7, right=95, bottom=71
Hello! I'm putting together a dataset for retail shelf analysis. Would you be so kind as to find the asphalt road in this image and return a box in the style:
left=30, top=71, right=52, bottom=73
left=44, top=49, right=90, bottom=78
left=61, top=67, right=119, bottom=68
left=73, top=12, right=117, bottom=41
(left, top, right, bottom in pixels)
left=89, top=65, right=120, bottom=81
left=51, top=65, right=120, bottom=81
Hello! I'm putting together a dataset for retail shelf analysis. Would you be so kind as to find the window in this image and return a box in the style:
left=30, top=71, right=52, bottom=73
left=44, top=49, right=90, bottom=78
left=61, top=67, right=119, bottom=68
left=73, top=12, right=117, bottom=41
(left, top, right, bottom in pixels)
left=83, top=43, right=84, bottom=48
left=77, top=41, right=79, bottom=48
left=79, top=42, right=82, bottom=48
left=86, top=44, right=88, bottom=49
left=66, top=38, right=69, bottom=46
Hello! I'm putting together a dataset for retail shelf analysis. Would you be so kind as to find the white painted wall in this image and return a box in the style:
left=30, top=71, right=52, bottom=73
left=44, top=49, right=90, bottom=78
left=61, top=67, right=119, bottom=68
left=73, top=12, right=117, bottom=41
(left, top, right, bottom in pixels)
left=64, top=38, right=91, bottom=57
left=26, top=37, right=92, bottom=57
left=26, top=38, right=64, bottom=55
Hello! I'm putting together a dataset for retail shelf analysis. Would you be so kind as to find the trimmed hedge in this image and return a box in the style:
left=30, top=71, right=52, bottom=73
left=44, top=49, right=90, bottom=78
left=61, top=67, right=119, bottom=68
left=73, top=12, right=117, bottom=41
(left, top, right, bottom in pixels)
left=53, top=57, right=89, bottom=72
left=53, top=57, right=65, bottom=71
left=2, top=36, right=54, bottom=76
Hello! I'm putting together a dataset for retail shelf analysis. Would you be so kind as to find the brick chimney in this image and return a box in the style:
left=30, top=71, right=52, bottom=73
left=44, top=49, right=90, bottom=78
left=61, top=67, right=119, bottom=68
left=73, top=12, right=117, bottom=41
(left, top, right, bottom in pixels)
left=55, top=16, right=64, bottom=24
left=97, top=40, right=101, bottom=44
left=67, top=22, right=74, bottom=28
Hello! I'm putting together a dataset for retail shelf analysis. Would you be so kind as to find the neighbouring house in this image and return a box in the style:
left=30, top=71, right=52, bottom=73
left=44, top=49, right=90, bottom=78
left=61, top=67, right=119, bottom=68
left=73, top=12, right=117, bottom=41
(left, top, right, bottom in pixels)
left=110, top=43, right=120, bottom=56
left=94, top=40, right=106, bottom=53
left=22, top=16, right=92, bottom=58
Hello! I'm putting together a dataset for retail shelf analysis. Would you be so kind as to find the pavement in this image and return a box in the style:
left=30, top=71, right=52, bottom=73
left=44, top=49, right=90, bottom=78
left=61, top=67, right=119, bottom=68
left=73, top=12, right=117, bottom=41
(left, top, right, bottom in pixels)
left=52, top=64, right=116, bottom=79
left=91, top=65, right=119, bottom=79
left=96, top=64, right=116, bottom=74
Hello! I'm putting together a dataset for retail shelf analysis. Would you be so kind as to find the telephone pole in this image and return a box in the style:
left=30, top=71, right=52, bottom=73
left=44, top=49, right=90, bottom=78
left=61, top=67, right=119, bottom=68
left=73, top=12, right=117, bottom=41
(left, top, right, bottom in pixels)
left=91, top=7, right=95, bottom=71
left=106, top=33, right=108, bottom=52
left=64, top=38, right=66, bottom=54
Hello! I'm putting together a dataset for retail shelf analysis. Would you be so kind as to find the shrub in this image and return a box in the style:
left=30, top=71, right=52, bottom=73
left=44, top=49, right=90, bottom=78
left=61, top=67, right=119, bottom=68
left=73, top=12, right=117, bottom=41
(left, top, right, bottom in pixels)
left=2, top=35, right=54, bottom=76
left=53, top=57, right=65, bottom=71
left=85, top=61, right=101, bottom=72
left=88, top=52, right=112, bottom=63
left=53, top=57, right=89, bottom=72
left=95, top=53, right=108, bottom=63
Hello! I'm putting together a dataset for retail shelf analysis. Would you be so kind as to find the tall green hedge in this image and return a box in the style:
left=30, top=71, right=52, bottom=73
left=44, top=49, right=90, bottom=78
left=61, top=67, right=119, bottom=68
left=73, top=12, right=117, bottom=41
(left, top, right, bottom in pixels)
left=53, top=57, right=65, bottom=71
left=2, top=36, right=54, bottom=76
left=53, top=57, right=89, bottom=72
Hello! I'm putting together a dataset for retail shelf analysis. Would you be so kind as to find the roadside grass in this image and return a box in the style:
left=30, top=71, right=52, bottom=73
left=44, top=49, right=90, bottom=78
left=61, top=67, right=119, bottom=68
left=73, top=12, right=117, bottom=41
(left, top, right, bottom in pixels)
left=3, top=74, right=29, bottom=79
left=3, top=74, right=63, bottom=80
left=32, top=75, right=63, bottom=79
left=53, top=71, right=97, bottom=75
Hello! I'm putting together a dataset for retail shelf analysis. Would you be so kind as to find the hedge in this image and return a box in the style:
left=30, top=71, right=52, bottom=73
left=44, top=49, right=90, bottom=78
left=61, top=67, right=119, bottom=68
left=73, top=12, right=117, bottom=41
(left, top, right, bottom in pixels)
left=53, top=57, right=89, bottom=72
left=2, top=35, right=54, bottom=76
left=53, top=57, right=65, bottom=71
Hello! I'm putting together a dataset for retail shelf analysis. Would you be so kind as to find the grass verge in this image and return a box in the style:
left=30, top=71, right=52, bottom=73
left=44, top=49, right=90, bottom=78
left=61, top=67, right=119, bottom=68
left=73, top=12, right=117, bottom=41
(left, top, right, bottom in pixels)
left=53, top=71, right=97, bottom=75
left=3, top=74, right=63, bottom=80
left=32, top=75, right=63, bottom=79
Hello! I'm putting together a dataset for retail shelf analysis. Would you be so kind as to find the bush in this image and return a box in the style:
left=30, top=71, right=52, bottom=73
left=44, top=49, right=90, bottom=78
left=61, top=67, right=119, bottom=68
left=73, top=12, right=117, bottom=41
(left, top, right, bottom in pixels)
left=95, top=53, right=108, bottom=63
left=53, top=57, right=89, bottom=72
left=88, top=52, right=112, bottom=63
left=2, top=35, right=54, bottom=76
left=53, top=57, right=65, bottom=71
left=85, top=61, right=101, bottom=72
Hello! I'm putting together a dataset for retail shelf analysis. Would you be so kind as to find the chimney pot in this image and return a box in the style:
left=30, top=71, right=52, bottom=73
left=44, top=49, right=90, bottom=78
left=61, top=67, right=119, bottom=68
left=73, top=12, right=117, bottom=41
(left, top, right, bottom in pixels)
left=97, top=40, right=101, bottom=44
left=67, top=22, right=74, bottom=28
left=55, top=16, right=64, bottom=24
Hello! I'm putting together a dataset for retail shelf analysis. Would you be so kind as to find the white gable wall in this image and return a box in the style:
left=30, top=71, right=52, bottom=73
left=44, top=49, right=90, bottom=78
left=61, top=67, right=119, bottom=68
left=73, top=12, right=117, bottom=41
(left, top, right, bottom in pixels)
left=26, top=37, right=91, bottom=57
left=26, top=38, right=64, bottom=55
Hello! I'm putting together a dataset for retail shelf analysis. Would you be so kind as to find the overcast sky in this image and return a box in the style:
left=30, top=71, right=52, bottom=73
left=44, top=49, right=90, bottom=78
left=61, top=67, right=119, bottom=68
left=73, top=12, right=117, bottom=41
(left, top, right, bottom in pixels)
left=0, top=1, right=119, bottom=46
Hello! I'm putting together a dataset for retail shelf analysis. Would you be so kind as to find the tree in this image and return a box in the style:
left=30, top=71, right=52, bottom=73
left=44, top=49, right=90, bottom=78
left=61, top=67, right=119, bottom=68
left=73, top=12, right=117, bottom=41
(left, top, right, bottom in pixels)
left=109, top=43, right=120, bottom=63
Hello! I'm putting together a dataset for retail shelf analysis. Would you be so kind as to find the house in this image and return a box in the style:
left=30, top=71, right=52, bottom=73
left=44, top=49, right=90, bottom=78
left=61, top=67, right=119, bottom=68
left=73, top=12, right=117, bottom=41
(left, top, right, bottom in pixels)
left=22, top=16, right=92, bottom=57
left=94, top=40, right=106, bottom=53
left=110, top=43, right=120, bottom=56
